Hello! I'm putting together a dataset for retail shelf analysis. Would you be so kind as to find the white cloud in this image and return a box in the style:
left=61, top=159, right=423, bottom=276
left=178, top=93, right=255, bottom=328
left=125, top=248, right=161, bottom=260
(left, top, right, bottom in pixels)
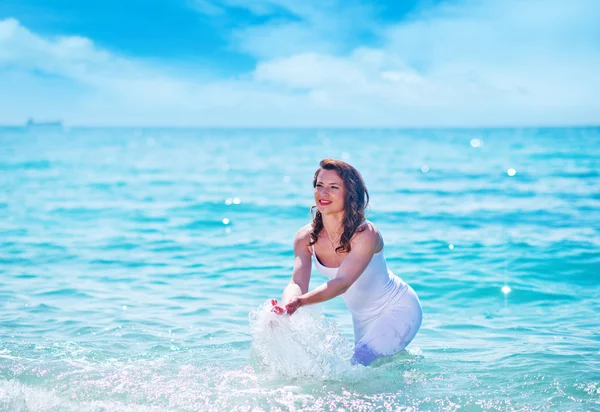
left=0, top=18, right=334, bottom=126
left=188, top=0, right=225, bottom=16
left=193, top=0, right=374, bottom=59
left=255, top=53, right=366, bottom=90
left=0, top=18, right=189, bottom=106
left=253, top=49, right=435, bottom=111
left=1, top=0, right=599, bottom=127
left=249, top=0, right=600, bottom=123
left=383, top=0, right=600, bottom=111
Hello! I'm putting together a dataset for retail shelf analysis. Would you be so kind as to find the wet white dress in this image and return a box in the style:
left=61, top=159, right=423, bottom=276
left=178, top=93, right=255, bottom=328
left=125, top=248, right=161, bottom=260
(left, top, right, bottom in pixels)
left=311, top=243, right=422, bottom=365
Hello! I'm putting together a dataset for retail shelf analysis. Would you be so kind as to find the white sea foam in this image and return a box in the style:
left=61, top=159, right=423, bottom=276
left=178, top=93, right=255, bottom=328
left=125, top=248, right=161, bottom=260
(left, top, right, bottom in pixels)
left=249, top=301, right=356, bottom=379
left=0, top=380, right=165, bottom=412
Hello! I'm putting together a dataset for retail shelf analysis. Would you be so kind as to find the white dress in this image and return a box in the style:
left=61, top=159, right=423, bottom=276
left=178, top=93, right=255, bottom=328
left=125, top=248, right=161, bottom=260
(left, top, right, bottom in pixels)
left=312, top=243, right=422, bottom=365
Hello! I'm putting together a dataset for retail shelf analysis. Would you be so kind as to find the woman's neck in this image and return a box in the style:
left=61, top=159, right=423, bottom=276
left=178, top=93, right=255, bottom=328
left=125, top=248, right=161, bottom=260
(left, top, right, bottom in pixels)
left=322, top=213, right=344, bottom=237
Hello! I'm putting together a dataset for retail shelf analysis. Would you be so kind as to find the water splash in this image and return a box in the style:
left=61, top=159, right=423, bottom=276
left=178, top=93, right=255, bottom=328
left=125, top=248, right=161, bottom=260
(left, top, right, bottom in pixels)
left=249, top=301, right=356, bottom=379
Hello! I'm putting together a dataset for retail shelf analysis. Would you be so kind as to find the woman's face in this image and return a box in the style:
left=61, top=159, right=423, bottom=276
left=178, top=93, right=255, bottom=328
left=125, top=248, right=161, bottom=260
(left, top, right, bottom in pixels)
left=314, top=169, right=346, bottom=215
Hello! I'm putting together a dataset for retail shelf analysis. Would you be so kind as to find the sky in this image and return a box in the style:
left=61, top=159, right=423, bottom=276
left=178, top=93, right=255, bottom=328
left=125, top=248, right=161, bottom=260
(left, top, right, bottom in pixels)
left=0, top=0, right=599, bottom=127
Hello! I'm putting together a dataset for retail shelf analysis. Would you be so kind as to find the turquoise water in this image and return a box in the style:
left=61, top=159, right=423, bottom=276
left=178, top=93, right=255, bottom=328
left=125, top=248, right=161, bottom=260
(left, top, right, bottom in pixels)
left=1, top=127, right=599, bottom=411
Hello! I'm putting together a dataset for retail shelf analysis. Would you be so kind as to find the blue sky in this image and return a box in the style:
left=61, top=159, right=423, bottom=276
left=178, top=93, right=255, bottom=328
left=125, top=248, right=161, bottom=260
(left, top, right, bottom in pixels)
left=0, top=0, right=599, bottom=126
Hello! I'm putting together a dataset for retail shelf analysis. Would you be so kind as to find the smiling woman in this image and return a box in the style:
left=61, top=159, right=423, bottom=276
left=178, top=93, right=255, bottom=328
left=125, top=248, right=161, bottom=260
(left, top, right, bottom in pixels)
left=271, top=158, right=423, bottom=366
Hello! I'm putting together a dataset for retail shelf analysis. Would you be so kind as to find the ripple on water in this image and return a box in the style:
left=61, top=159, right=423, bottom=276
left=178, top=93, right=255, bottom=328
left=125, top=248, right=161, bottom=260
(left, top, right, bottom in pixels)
left=34, top=289, right=93, bottom=299
left=1, top=127, right=599, bottom=410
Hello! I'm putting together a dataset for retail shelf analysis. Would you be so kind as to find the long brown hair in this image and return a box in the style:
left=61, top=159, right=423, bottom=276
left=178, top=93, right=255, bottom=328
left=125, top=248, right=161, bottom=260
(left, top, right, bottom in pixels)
left=309, top=158, right=369, bottom=254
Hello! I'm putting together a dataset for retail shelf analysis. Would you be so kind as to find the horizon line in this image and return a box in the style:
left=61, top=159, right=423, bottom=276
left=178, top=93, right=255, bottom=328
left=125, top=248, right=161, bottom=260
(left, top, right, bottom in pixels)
left=1, top=123, right=599, bottom=131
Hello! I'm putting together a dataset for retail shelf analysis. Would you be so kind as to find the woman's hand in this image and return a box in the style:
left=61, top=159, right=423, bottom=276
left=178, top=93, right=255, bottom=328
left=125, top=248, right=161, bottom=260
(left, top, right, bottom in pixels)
left=284, top=296, right=302, bottom=315
left=270, top=299, right=286, bottom=315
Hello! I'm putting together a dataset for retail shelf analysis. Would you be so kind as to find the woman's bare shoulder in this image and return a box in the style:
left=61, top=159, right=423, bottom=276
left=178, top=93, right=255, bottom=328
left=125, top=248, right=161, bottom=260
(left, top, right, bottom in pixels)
left=358, top=219, right=380, bottom=234
left=295, top=223, right=313, bottom=239
left=353, top=220, right=383, bottom=249
left=355, top=221, right=379, bottom=239
left=294, top=223, right=312, bottom=246
left=293, top=223, right=314, bottom=253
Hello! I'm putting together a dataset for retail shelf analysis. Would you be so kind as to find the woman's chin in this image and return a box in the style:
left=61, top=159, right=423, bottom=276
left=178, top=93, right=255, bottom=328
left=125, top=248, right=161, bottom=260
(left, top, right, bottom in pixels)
left=318, top=207, right=342, bottom=216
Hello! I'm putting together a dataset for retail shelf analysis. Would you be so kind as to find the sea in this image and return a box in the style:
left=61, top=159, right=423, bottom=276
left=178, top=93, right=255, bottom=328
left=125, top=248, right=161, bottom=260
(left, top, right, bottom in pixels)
left=1, top=127, right=599, bottom=411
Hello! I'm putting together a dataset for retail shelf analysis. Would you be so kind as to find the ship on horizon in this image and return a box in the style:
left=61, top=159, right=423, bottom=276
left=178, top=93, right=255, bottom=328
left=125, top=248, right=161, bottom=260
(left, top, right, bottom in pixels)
left=25, top=118, right=64, bottom=130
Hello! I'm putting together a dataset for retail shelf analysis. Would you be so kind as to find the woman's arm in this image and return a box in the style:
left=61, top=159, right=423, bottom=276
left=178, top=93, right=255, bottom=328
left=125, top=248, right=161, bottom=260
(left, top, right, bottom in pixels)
left=285, top=224, right=381, bottom=315
left=271, top=226, right=313, bottom=313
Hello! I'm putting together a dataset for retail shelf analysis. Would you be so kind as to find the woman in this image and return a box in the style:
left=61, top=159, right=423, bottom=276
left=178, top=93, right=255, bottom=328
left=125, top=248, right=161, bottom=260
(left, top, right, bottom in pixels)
left=271, top=158, right=423, bottom=366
